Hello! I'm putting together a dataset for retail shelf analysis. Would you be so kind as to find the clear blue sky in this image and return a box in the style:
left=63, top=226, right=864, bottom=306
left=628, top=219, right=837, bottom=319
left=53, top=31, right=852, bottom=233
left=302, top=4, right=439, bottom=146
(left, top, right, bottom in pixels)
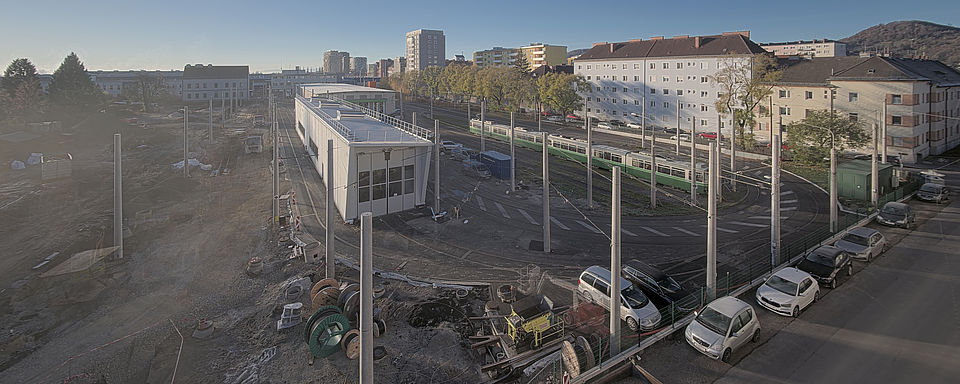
left=1, top=0, right=956, bottom=73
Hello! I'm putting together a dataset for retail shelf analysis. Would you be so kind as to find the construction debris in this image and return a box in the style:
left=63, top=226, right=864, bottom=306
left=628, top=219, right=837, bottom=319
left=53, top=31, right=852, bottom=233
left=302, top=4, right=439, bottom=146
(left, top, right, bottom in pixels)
left=192, top=319, right=214, bottom=339
left=276, top=302, right=304, bottom=331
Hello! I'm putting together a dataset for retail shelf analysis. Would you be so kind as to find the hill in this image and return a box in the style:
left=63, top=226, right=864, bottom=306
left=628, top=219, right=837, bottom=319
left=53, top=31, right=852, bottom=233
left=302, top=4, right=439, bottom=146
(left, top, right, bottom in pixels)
left=841, top=20, right=960, bottom=68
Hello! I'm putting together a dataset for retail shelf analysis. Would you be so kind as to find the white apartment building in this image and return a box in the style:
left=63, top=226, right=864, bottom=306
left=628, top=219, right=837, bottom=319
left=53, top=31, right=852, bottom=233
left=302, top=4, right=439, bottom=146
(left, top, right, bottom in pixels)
left=406, top=29, right=445, bottom=72
left=575, top=32, right=767, bottom=135
left=760, top=40, right=847, bottom=58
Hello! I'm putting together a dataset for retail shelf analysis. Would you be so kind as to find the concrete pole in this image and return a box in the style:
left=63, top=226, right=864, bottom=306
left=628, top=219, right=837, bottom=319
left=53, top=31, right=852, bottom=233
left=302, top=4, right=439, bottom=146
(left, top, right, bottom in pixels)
left=690, top=115, right=697, bottom=205
left=871, top=123, right=879, bottom=206
left=707, top=142, right=717, bottom=301
left=538, top=102, right=542, bottom=132
left=430, top=90, right=434, bottom=119
left=359, top=212, right=373, bottom=384
left=730, top=110, right=737, bottom=192
left=481, top=99, right=486, bottom=153
left=675, top=102, right=680, bottom=156
left=183, top=106, right=189, bottom=178
left=542, top=132, right=550, bottom=253
left=114, top=133, right=123, bottom=259
left=641, top=96, right=646, bottom=148
left=830, top=142, right=838, bottom=233
left=881, top=103, right=888, bottom=163
left=412, top=112, right=417, bottom=131
left=209, top=99, right=214, bottom=144
left=771, top=134, right=781, bottom=267
left=326, top=140, right=335, bottom=279
left=273, top=110, right=280, bottom=222
left=434, top=120, right=441, bottom=213
left=510, top=112, right=516, bottom=192
left=587, top=116, right=593, bottom=209
left=650, top=145, right=657, bottom=209
left=769, top=96, right=774, bottom=150
left=221, top=97, right=225, bottom=131
left=584, top=100, right=588, bottom=133
left=609, top=166, right=622, bottom=356
left=467, top=102, right=471, bottom=123
left=716, top=113, right=723, bottom=204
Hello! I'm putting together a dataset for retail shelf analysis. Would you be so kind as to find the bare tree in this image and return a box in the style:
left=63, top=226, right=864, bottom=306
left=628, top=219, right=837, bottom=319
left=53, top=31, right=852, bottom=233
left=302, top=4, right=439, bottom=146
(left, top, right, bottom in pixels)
left=711, top=53, right=782, bottom=148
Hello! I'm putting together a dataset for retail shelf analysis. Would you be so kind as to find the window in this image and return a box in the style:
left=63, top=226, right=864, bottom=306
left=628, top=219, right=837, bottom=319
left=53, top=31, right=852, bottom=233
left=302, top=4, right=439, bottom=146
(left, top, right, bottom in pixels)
left=578, top=65, right=582, bottom=70
left=587, top=76, right=591, bottom=80
left=587, top=65, right=592, bottom=70
left=701, top=119, right=707, bottom=126
left=676, top=62, right=682, bottom=69
left=676, top=76, right=683, bottom=83
left=622, top=76, right=628, bottom=81
left=372, top=168, right=387, bottom=200
left=662, top=63, right=669, bottom=69
left=612, top=88, right=616, bottom=93
left=779, top=90, right=789, bottom=98
left=635, top=100, right=640, bottom=105
left=593, top=278, right=609, bottom=295
left=623, top=99, right=628, bottom=104
left=389, top=166, right=403, bottom=197
left=650, top=88, right=656, bottom=94
left=662, top=76, right=669, bottom=82
left=623, top=88, right=628, bottom=92
left=805, top=91, right=813, bottom=100
left=779, top=106, right=790, bottom=115
left=622, top=64, right=627, bottom=69
left=891, top=94, right=902, bottom=104
left=701, top=76, right=708, bottom=83
left=730, top=315, right=744, bottom=335
left=634, top=76, right=640, bottom=81
left=649, top=63, right=655, bottom=69
left=358, top=170, right=371, bottom=202
left=634, top=64, right=640, bottom=69
left=677, top=90, right=683, bottom=96
left=663, top=102, right=670, bottom=108
left=891, top=115, right=902, bottom=125
left=701, top=91, right=708, bottom=97
left=701, top=105, right=708, bottom=112
left=663, top=89, right=669, bottom=95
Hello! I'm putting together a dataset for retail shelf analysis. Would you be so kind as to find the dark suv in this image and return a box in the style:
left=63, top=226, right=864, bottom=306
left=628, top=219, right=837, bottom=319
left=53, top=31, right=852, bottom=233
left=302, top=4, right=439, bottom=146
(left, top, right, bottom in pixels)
left=796, top=245, right=853, bottom=289
left=622, top=259, right=694, bottom=312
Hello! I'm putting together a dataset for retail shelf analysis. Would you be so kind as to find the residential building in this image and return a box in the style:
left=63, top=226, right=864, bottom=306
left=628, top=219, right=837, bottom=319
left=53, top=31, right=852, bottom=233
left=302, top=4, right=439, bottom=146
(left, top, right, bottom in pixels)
left=760, top=40, right=848, bottom=58
left=575, top=32, right=766, bottom=134
left=520, top=43, right=568, bottom=69
left=350, top=57, right=368, bottom=76
left=377, top=58, right=393, bottom=79
left=762, top=56, right=960, bottom=163
left=181, top=64, right=249, bottom=102
left=87, top=70, right=183, bottom=97
left=249, top=72, right=272, bottom=99
left=474, top=47, right=520, bottom=68
left=323, top=50, right=350, bottom=74
left=406, top=29, right=445, bottom=72
left=341, top=53, right=352, bottom=74
left=388, top=57, right=406, bottom=77
left=367, top=63, right=379, bottom=78
left=530, top=65, right=574, bottom=79
left=271, top=67, right=334, bottom=98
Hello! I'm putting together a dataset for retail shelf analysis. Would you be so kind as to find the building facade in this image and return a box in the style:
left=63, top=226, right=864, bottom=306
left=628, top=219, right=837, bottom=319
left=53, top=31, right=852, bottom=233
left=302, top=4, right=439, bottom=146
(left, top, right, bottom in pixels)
left=87, top=70, right=183, bottom=98
left=271, top=67, right=334, bottom=97
left=181, top=64, right=249, bottom=102
left=760, top=40, right=848, bottom=58
left=350, top=57, right=368, bottom=76
left=761, top=56, right=960, bottom=163
left=298, top=83, right=398, bottom=114
left=406, top=29, right=445, bottom=72
left=388, top=57, right=406, bottom=77
left=377, top=59, right=393, bottom=78
left=575, top=32, right=766, bottom=134
left=367, top=63, right=379, bottom=78
left=323, top=51, right=350, bottom=74
left=473, top=47, right=520, bottom=68
left=520, top=43, right=568, bottom=69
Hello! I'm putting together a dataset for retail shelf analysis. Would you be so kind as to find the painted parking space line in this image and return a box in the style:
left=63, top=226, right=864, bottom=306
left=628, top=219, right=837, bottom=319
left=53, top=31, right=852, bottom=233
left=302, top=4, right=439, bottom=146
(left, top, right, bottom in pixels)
left=672, top=226, right=700, bottom=236
left=782, top=206, right=798, bottom=211
left=780, top=190, right=795, bottom=196
left=641, top=226, right=670, bottom=237
left=550, top=216, right=571, bottom=230
left=576, top=220, right=602, bottom=234
left=518, top=209, right=538, bottom=225
left=748, top=216, right=789, bottom=220
left=781, top=199, right=798, bottom=204
left=729, top=221, right=769, bottom=228
left=621, top=228, right=638, bottom=237
left=702, top=225, right=739, bottom=233
left=475, top=195, right=487, bottom=211
left=494, top=202, right=510, bottom=218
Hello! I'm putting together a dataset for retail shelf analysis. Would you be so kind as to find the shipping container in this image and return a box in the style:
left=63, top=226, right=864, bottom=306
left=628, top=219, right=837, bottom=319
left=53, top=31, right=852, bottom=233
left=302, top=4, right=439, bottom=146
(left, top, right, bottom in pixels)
left=480, top=150, right=511, bottom=180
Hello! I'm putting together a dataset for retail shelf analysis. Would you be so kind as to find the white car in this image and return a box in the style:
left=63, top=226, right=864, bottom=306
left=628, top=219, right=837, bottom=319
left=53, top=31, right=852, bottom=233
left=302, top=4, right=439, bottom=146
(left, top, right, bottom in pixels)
left=597, top=122, right=613, bottom=130
left=626, top=122, right=641, bottom=129
left=577, top=266, right=662, bottom=332
left=685, top=296, right=760, bottom=362
left=670, top=134, right=691, bottom=142
left=834, top=226, right=887, bottom=261
left=440, top=140, right=462, bottom=153
left=546, top=115, right=562, bottom=122
left=755, top=267, right=820, bottom=317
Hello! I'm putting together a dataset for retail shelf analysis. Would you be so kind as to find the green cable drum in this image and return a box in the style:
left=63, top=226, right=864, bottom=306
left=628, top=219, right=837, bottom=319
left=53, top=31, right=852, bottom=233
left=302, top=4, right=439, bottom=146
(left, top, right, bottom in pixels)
left=304, top=306, right=342, bottom=344
left=307, top=310, right=351, bottom=358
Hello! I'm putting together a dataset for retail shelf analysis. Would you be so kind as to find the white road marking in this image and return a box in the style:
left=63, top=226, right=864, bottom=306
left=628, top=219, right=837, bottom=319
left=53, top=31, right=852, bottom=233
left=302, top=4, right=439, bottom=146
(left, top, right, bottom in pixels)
left=782, top=206, right=798, bottom=211
left=518, top=209, right=538, bottom=225
left=781, top=199, right=798, bottom=204
left=621, top=228, right=638, bottom=237
left=748, top=216, right=789, bottom=220
left=729, top=221, right=769, bottom=228
left=641, top=226, right=670, bottom=237
left=672, top=226, right=700, bottom=236
left=495, top=202, right=510, bottom=218
left=780, top=190, right=795, bottom=196
left=550, top=216, right=571, bottom=230
left=475, top=195, right=487, bottom=211
left=576, top=220, right=602, bottom=233
left=702, top=225, right=739, bottom=233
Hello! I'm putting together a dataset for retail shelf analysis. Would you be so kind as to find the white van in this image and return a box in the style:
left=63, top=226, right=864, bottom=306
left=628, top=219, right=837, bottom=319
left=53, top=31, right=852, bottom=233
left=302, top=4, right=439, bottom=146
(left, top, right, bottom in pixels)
left=577, top=266, right=662, bottom=331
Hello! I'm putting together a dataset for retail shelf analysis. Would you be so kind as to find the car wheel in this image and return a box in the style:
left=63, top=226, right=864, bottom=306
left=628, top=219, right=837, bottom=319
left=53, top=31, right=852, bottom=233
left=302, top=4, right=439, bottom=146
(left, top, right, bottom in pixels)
left=813, top=290, right=820, bottom=303
left=626, top=317, right=639, bottom=332
left=751, top=329, right=760, bottom=343
left=829, top=280, right=837, bottom=289
left=866, top=253, right=872, bottom=262
left=792, top=306, right=800, bottom=318
left=721, top=348, right=732, bottom=363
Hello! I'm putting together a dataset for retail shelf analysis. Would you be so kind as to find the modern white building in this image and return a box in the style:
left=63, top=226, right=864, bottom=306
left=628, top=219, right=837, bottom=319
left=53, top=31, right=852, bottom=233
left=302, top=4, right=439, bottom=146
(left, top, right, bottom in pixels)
left=298, top=83, right=398, bottom=114
left=575, top=32, right=767, bottom=134
left=406, top=29, right=445, bottom=72
left=294, top=90, right=434, bottom=222
left=760, top=40, right=848, bottom=58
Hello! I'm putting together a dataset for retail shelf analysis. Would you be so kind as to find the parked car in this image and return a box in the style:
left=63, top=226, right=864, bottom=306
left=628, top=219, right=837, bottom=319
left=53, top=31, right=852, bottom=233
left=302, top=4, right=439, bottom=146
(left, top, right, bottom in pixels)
left=621, top=259, right=694, bottom=312
left=755, top=267, right=819, bottom=317
left=916, top=182, right=949, bottom=204
left=626, top=122, right=642, bottom=129
left=834, top=227, right=887, bottom=261
left=697, top=132, right=723, bottom=140
left=608, top=119, right=625, bottom=127
left=876, top=201, right=916, bottom=228
left=920, top=170, right=945, bottom=185
left=439, top=140, right=462, bottom=153
left=796, top=245, right=852, bottom=289
left=546, top=115, right=563, bottom=123
left=670, top=134, right=692, bottom=142
left=565, top=114, right=581, bottom=120
left=577, top=266, right=662, bottom=332
left=685, top=296, right=760, bottom=362
left=597, top=122, right=613, bottom=130
left=885, top=155, right=902, bottom=166
left=461, top=159, right=490, bottom=179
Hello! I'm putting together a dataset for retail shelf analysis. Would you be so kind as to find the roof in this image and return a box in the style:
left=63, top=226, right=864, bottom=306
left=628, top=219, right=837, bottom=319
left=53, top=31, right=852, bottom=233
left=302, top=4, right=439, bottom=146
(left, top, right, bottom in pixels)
left=182, top=64, right=249, bottom=80
left=583, top=266, right=632, bottom=289
left=481, top=150, right=510, bottom=161
left=300, top=83, right=393, bottom=96
left=778, top=56, right=960, bottom=85
left=772, top=267, right=810, bottom=284
left=577, top=33, right=767, bottom=61
left=760, top=39, right=843, bottom=46
left=837, top=159, right=893, bottom=173
left=707, top=296, right=749, bottom=317
left=296, top=96, right=429, bottom=145
left=625, top=259, right=665, bottom=280
left=847, top=226, right=880, bottom=237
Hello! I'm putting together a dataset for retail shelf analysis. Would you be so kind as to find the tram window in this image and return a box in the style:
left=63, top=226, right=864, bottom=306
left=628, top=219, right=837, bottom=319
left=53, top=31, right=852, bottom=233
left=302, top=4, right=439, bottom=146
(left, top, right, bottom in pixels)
left=671, top=169, right=685, bottom=177
left=611, top=154, right=622, bottom=163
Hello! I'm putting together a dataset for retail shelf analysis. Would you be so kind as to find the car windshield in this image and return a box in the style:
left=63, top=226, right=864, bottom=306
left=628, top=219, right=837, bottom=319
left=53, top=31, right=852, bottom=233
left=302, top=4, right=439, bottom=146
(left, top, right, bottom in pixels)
left=881, top=205, right=905, bottom=216
left=765, top=275, right=798, bottom=296
left=840, top=234, right=869, bottom=246
left=658, top=276, right=682, bottom=293
left=920, top=185, right=940, bottom=193
left=696, top=306, right=731, bottom=336
left=805, top=252, right=835, bottom=267
left=621, top=285, right=649, bottom=309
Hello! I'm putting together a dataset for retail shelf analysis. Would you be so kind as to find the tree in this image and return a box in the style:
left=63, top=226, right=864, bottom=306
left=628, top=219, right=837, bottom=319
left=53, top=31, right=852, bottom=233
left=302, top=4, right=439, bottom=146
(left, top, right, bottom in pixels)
left=537, top=73, right=587, bottom=116
left=1, top=58, right=43, bottom=124
left=712, top=53, right=782, bottom=148
left=122, top=72, right=166, bottom=112
left=513, top=54, right=531, bottom=75
left=784, top=110, right=870, bottom=164
left=48, top=52, right=103, bottom=113
left=2, top=58, right=39, bottom=98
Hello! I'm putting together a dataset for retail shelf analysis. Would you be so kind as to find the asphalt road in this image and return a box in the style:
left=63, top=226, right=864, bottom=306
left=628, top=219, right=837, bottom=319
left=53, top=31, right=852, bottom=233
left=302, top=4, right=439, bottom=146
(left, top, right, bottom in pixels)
left=714, top=163, right=960, bottom=384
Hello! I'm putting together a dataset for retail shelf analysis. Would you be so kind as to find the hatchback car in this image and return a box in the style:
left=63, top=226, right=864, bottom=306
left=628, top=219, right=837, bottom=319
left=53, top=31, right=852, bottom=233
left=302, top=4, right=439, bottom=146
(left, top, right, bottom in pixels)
left=597, top=122, right=613, bottom=130
left=546, top=115, right=562, bottom=123
left=756, top=267, right=819, bottom=317
left=440, top=140, right=462, bottom=153
left=796, top=245, right=852, bottom=289
left=685, top=296, right=760, bottom=362
left=626, top=122, right=642, bottom=129
left=834, top=227, right=887, bottom=261
left=876, top=202, right=916, bottom=228
left=622, top=260, right=694, bottom=312
left=916, top=182, right=949, bottom=204
left=697, top=132, right=723, bottom=140
left=577, top=266, right=662, bottom=332
left=670, top=134, right=692, bottom=142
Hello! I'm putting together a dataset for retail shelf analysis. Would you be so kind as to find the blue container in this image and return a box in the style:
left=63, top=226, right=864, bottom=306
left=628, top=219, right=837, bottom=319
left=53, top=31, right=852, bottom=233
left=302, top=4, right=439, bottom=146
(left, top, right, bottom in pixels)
left=480, top=150, right=511, bottom=180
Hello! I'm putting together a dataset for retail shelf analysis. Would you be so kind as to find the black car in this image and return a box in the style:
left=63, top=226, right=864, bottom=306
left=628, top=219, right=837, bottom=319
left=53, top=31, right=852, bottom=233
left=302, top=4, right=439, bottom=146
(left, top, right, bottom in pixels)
left=885, top=155, right=902, bottom=166
left=622, top=260, right=694, bottom=312
left=796, top=245, right=853, bottom=289
left=663, top=127, right=687, bottom=135
left=608, top=119, right=625, bottom=127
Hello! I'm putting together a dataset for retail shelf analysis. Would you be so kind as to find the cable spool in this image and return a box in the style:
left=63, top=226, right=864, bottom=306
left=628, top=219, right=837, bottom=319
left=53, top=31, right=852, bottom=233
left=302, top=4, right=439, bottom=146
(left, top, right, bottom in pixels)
left=576, top=336, right=596, bottom=371
left=342, top=290, right=360, bottom=323
left=303, top=306, right=342, bottom=344
left=372, top=318, right=387, bottom=338
left=561, top=340, right=581, bottom=378
left=306, top=308, right=350, bottom=358
left=311, top=286, right=339, bottom=309
left=338, top=283, right=359, bottom=309
left=341, top=329, right=361, bottom=359
left=310, top=278, right=339, bottom=299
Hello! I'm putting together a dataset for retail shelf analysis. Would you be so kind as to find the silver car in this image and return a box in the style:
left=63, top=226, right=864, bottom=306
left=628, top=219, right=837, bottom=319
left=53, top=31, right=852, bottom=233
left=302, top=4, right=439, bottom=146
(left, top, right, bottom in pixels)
left=685, top=296, right=761, bottom=362
left=916, top=182, right=949, bottom=204
left=834, top=227, right=887, bottom=261
left=577, top=266, right=662, bottom=332
left=755, top=267, right=820, bottom=317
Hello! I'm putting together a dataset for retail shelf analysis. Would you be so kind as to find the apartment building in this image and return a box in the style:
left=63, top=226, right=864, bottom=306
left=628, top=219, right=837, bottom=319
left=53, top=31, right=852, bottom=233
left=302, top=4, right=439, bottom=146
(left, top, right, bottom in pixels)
left=271, top=67, right=334, bottom=97
left=760, top=40, right=847, bottom=58
left=323, top=51, right=350, bottom=74
left=406, top=29, right=445, bottom=72
left=350, top=57, right=367, bottom=76
left=377, top=59, right=393, bottom=78
left=88, top=70, right=183, bottom=97
left=388, top=57, right=406, bottom=77
left=473, top=47, right=519, bottom=68
left=762, top=56, right=960, bottom=163
left=181, top=64, right=248, bottom=102
left=575, top=32, right=766, bottom=134
left=520, top=43, right=567, bottom=69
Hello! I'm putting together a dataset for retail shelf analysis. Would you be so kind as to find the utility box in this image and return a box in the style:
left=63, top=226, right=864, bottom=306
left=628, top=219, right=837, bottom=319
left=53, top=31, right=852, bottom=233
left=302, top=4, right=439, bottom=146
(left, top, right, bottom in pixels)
left=837, top=159, right=894, bottom=201
left=480, top=150, right=511, bottom=180
left=244, top=135, right=263, bottom=153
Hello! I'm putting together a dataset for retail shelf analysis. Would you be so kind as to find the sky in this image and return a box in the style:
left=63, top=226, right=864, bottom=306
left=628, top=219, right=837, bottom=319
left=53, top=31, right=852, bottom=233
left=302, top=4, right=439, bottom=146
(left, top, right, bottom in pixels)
left=1, top=0, right=957, bottom=74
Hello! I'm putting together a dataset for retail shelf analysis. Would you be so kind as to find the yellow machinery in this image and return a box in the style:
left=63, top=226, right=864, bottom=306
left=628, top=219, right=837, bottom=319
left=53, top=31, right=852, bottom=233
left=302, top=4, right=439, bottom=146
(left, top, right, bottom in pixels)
left=504, top=294, right=564, bottom=352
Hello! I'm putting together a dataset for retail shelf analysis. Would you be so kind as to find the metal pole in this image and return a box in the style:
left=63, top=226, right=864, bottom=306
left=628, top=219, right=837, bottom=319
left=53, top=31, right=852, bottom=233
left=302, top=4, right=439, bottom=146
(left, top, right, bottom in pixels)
left=650, top=145, right=657, bottom=209
left=430, top=90, right=434, bottom=119
left=274, top=107, right=279, bottom=222
left=771, top=134, right=781, bottom=267
left=510, top=112, right=516, bottom=192
left=730, top=109, right=737, bottom=192
left=208, top=99, right=213, bottom=144
left=769, top=96, right=774, bottom=150
left=717, top=113, right=723, bottom=204
left=114, top=133, right=123, bottom=259
left=609, top=166, right=622, bottom=356
left=587, top=116, right=593, bottom=209
left=481, top=99, right=486, bottom=153
left=434, top=120, right=441, bottom=213
left=467, top=102, right=471, bottom=124
left=871, top=123, right=879, bottom=206
left=641, top=96, right=646, bottom=148
left=412, top=112, right=417, bottom=131
left=690, top=114, right=697, bottom=205
left=183, top=106, right=189, bottom=178
left=707, top=143, right=717, bottom=301
left=881, top=103, right=887, bottom=163
left=221, top=97, right=225, bottom=131
left=830, top=139, right=838, bottom=233
left=326, top=140, right=335, bottom=279
left=359, top=212, right=373, bottom=384
left=542, top=132, right=550, bottom=253
left=538, top=103, right=542, bottom=132
left=675, top=102, right=680, bottom=156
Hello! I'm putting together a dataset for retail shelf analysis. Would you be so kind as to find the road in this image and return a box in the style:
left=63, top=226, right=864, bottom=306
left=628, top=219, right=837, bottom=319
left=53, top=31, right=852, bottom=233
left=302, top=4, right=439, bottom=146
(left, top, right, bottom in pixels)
left=713, top=163, right=960, bottom=384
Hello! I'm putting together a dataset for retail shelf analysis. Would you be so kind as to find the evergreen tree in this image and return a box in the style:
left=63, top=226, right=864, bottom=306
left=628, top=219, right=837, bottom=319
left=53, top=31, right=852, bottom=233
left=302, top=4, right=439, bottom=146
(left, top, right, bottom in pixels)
left=48, top=52, right=103, bottom=112
left=1, top=58, right=43, bottom=123
left=513, top=54, right=531, bottom=75
left=2, top=58, right=39, bottom=98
